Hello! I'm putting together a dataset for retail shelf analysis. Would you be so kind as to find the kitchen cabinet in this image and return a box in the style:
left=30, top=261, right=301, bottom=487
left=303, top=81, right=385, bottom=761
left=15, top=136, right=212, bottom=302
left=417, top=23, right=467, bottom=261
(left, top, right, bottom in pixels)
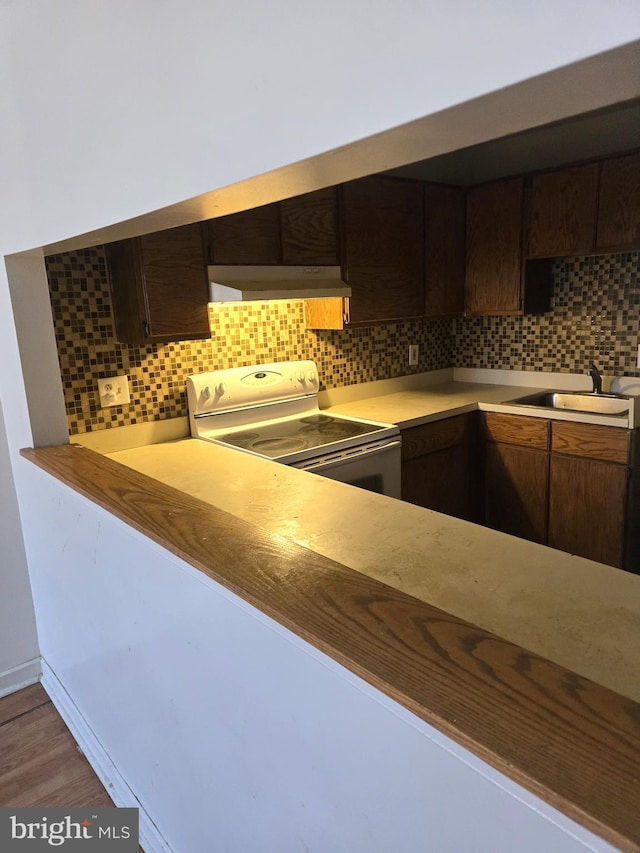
left=280, top=188, right=339, bottom=264
left=207, top=203, right=280, bottom=264
left=424, top=183, right=466, bottom=317
left=401, top=413, right=479, bottom=521
left=548, top=421, right=631, bottom=569
left=526, top=163, right=599, bottom=258
left=482, top=412, right=550, bottom=543
left=106, top=223, right=210, bottom=345
left=305, top=175, right=424, bottom=328
left=205, top=188, right=339, bottom=266
left=465, top=177, right=523, bottom=315
left=465, top=178, right=552, bottom=316
left=482, top=413, right=640, bottom=571
left=525, top=149, right=640, bottom=258
left=596, top=151, right=640, bottom=251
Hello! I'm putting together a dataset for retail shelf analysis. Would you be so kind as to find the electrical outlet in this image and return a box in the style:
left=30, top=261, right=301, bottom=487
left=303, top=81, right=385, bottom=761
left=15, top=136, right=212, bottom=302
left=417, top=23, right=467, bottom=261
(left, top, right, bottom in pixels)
left=408, top=344, right=419, bottom=366
left=98, top=375, right=131, bottom=408
left=637, top=343, right=640, bottom=370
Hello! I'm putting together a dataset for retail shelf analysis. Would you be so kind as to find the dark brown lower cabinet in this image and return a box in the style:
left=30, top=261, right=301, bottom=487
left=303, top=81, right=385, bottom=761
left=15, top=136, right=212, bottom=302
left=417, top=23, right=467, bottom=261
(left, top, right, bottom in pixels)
left=481, top=413, right=639, bottom=572
left=403, top=411, right=638, bottom=572
left=401, top=413, right=478, bottom=521
left=548, top=421, right=634, bottom=570
left=482, top=412, right=550, bottom=544
left=548, top=455, right=627, bottom=568
left=484, top=442, right=548, bottom=544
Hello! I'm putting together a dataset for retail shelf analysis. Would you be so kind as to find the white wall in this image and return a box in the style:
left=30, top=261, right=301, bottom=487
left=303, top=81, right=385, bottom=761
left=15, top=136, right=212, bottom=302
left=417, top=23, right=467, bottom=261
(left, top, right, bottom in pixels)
left=0, top=398, right=39, bottom=695
left=1, top=0, right=639, bottom=847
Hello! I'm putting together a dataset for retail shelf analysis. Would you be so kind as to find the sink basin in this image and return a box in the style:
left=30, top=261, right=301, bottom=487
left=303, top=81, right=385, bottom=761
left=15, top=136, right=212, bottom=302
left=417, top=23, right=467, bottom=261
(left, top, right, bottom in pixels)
left=506, top=391, right=630, bottom=417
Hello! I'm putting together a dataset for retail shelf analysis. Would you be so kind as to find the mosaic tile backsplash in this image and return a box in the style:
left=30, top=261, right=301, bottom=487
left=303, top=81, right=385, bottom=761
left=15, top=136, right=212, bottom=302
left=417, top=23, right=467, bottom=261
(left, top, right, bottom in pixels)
left=453, top=253, right=640, bottom=373
left=46, top=247, right=452, bottom=435
left=46, top=248, right=640, bottom=436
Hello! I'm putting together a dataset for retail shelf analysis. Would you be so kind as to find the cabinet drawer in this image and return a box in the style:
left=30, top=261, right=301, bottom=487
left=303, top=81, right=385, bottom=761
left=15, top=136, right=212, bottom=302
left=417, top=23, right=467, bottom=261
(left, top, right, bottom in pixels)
left=401, top=414, right=469, bottom=461
left=481, top=412, right=549, bottom=449
left=551, top=422, right=630, bottom=464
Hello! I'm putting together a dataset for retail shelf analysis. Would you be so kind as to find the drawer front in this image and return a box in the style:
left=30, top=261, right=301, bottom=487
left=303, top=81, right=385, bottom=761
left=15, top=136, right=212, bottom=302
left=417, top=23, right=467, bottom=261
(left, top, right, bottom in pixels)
left=482, top=412, right=549, bottom=449
left=401, top=414, right=470, bottom=461
left=551, top=421, right=629, bottom=464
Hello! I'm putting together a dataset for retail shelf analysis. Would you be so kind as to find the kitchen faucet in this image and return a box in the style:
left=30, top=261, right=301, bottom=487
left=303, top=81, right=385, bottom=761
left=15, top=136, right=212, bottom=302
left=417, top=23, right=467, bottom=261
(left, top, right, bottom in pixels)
left=588, top=362, right=603, bottom=395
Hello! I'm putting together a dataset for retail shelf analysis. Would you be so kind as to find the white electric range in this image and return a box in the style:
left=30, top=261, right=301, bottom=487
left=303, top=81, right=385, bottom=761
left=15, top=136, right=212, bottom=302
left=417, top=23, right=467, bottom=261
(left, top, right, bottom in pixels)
left=186, top=360, right=401, bottom=498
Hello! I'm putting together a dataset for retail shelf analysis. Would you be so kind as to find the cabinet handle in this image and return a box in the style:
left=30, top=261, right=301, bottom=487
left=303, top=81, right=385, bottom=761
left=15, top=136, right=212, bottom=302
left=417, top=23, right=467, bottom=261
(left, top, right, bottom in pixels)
left=143, top=320, right=151, bottom=337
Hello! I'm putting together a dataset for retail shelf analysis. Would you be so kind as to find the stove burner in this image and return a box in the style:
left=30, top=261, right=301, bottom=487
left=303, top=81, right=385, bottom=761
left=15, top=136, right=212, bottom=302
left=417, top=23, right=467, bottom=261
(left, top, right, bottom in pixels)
left=250, top=437, right=308, bottom=455
left=220, top=431, right=259, bottom=447
left=301, top=418, right=363, bottom=437
left=300, top=414, right=334, bottom=425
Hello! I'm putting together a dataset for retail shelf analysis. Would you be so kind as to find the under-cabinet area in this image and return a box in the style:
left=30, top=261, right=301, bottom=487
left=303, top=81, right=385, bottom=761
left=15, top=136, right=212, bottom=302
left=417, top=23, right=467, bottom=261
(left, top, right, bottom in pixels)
left=101, top=147, right=640, bottom=343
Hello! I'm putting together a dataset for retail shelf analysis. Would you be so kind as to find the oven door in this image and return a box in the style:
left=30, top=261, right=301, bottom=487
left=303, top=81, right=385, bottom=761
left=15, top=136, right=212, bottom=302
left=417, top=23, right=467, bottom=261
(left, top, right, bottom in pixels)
left=291, top=438, right=402, bottom=498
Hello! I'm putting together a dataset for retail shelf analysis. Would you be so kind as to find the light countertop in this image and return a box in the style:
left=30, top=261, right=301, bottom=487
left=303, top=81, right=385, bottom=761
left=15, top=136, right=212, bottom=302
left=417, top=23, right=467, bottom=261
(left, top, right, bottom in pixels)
left=325, top=379, right=635, bottom=429
left=107, top=434, right=640, bottom=705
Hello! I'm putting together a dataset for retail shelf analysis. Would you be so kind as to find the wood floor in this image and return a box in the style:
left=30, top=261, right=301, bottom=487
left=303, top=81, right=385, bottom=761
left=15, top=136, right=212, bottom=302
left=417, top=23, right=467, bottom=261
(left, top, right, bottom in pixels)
left=0, top=682, right=114, bottom=808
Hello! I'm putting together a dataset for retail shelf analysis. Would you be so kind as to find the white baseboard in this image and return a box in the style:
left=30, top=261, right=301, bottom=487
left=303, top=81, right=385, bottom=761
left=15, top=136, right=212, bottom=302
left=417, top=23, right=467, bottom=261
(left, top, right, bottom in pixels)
left=0, top=657, right=41, bottom=698
left=40, top=660, right=171, bottom=853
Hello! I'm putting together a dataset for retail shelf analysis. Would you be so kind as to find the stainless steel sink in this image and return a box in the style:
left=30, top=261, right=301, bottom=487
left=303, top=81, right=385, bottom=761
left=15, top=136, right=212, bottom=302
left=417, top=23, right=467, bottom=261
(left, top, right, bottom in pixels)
left=506, top=391, right=630, bottom=416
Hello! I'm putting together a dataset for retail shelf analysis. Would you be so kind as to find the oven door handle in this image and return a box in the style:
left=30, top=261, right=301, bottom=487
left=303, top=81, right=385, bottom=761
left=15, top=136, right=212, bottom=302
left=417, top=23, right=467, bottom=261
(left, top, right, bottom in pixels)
left=300, top=439, right=401, bottom=471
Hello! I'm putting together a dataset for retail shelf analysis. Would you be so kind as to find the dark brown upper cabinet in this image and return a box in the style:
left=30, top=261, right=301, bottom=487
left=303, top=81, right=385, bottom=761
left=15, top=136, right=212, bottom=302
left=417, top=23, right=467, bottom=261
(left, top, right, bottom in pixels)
left=424, top=183, right=465, bottom=317
left=280, top=188, right=339, bottom=265
left=305, top=175, right=425, bottom=329
left=206, top=203, right=280, bottom=264
left=466, top=177, right=552, bottom=316
left=340, top=175, right=425, bottom=324
left=465, top=177, right=525, bottom=315
left=596, top=151, right=640, bottom=251
left=526, top=163, right=599, bottom=258
left=205, top=188, right=339, bottom=266
left=106, top=223, right=210, bottom=346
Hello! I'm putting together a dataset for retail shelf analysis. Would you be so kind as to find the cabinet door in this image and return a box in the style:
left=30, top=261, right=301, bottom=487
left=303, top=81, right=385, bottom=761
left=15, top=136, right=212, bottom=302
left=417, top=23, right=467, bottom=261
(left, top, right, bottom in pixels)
left=484, top=443, right=548, bottom=544
left=527, top=163, right=599, bottom=258
left=402, top=445, right=470, bottom=519
left=207, top=203, right=280, bottom=264
left=107, top=223, right=210, bottom=345
left=424, top=184, right=465, bottom=317
left=548, top=455, right=627, bottom=568
left=596, top=151, right=640, bottom=251
left=341, top=176, right=424, bottom=324
left=465, top=177, right=524, bottom=315
left=401, top=414, right=478, bottom=521
left=280, top=188, right=339, bottom=265
left=139, top=225, right=211, bottom=341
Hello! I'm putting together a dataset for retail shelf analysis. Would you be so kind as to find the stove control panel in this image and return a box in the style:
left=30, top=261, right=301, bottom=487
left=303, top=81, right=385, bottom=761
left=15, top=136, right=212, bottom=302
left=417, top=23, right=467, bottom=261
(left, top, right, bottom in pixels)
left=186, top=360, right=319, bottom=418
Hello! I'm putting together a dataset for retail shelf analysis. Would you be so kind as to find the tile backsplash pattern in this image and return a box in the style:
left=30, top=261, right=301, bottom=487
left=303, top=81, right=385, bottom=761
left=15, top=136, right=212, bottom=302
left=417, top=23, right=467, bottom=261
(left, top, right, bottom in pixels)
left=454, top=253, right=640, bottom=373
left=46, top=247, right=451, bottom=435
left=47, top=248, right=640, bottom=436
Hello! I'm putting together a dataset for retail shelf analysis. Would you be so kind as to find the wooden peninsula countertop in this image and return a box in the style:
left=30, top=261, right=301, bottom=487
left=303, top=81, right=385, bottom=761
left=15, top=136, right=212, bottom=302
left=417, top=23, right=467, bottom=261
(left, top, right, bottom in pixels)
left=21, top=436, right=640, bottom=852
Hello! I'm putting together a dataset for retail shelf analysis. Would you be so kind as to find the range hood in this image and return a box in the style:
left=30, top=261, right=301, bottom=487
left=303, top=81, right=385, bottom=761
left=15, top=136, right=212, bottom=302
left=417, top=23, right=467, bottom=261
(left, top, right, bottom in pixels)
left=208, top=265, right=351, bottom=302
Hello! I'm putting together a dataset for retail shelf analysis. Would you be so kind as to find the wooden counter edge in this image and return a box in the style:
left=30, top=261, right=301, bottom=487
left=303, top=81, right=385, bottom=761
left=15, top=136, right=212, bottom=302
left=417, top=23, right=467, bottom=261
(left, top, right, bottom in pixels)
left=20, top=444, right=640, bottom=852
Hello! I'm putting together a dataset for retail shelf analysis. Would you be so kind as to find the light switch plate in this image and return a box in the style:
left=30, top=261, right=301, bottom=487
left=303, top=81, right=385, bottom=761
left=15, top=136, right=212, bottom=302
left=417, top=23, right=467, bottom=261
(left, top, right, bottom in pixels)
left=98, top=375, right=131, bottom=408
